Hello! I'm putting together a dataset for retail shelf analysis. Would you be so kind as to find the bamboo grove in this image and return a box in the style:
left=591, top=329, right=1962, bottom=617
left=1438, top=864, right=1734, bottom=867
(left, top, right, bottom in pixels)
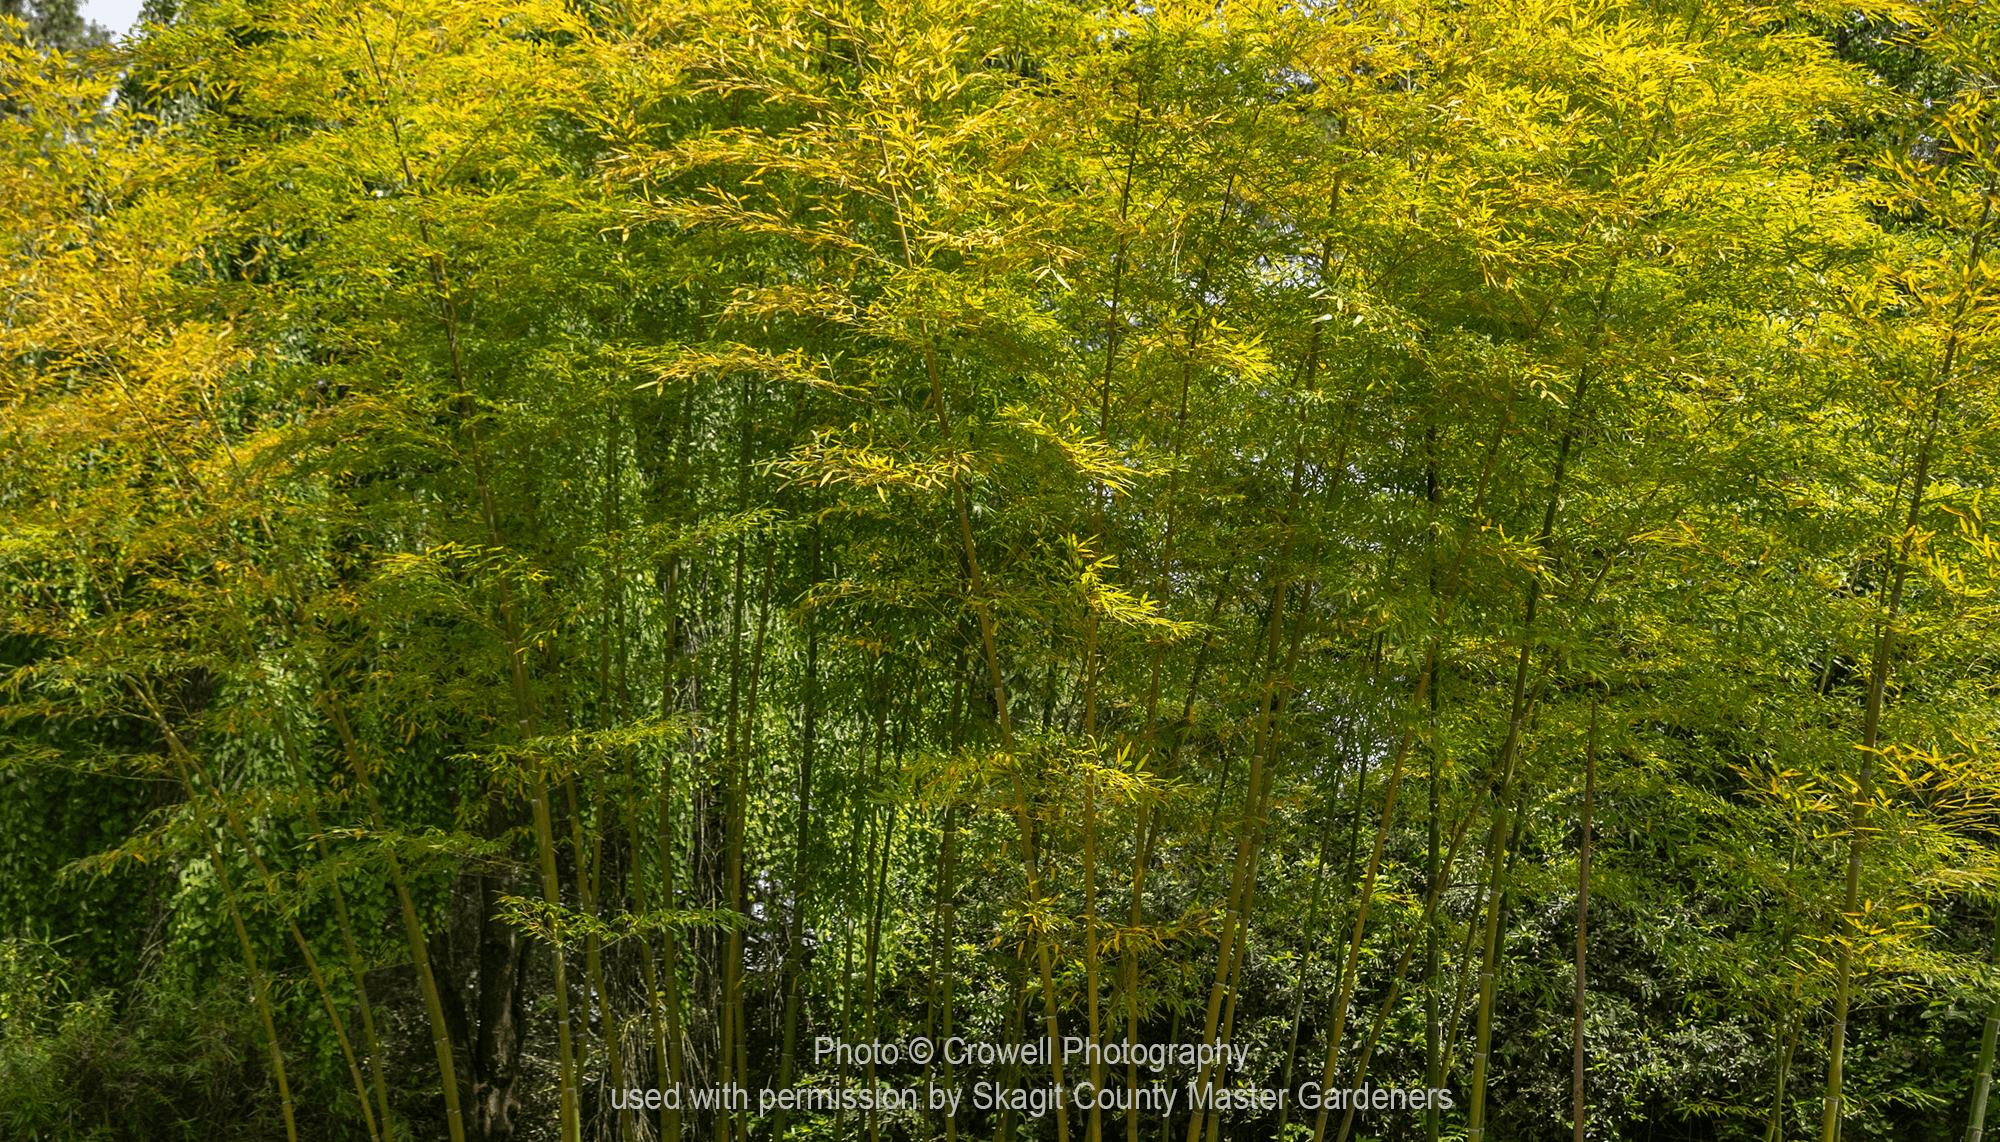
left=6, top=0, right=2000, bottom=1139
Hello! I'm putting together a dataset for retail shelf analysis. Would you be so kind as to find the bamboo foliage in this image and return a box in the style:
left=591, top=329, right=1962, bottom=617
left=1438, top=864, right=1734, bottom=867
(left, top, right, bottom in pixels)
left=9, top=1, right=2000, bottom=1141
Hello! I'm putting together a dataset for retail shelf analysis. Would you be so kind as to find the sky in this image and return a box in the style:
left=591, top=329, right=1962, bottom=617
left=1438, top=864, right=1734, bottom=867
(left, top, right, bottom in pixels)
left=78, top=0, right=146, bottom=37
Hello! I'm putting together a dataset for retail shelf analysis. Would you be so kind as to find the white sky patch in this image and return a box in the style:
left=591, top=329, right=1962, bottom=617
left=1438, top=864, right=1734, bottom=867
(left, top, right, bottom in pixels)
left=78, top=0, right=146, bottom=39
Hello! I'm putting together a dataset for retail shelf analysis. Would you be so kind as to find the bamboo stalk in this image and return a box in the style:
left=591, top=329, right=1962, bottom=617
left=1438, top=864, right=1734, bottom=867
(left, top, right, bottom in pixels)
left=1122, top=583, right=1226, bottom=1142
left=1079, top=110, right=1141, bottom=1142
left=1765, top=991, right=1801, bottom=1142
left=1317, top=674, right=1503, bottom=1142
left=739, top=539, right=777, bottom=1132
left=995, top=961, right=1030, bottom=1142
left=1573, top=704, right=1598, bottom=1142
left=134, top=685, right=299, bottom=1142
left=1084, top=770, right=1104, bottom=1142
left=174, top=736, right=381, bottom=1142
left=1439, top=857, right=1489, bottom=1080
left=1183, top=458, right=1312, bottom=1142
left=619, top=732, right=668, bottom=1130
left=1202, top=595, right=1315, bottom=1142
left=1967, top=903, right=2000, bottom=1142
left=1325, top=735, right=1490, bottom=1142
left=271, top=697, right=400, bottom=1141
left=1446, top=798, right=1531, bottom=1086
left=353, top=22, right=579, bottom=1133
left=596, top=401, right=634, bottom=1142
left=1308, top=665, right=1429, bottom=1142
left=710, top=375, right=759, bottom=1142
left=774, top=514, right=823, bottom=1142
left=879, top=128, right=1074, bottom=1142
left=323, top=818, right=400, bottom=1142
left=1465, top=263, right=1615, bottom=1141
left=926, top=792, right=963, bottom=1142
left=531, top=772, right=583, bottom=1142
left=942, top=659, right=972, bottom=1142
left=324, top=690, right=467, bottom=1142
left=1274, top=773, right=1347, bottom=1138
left=1824, top=188, right=1990, bottom=1142
left=1183, top=261, right=1368, bottom=1125
left=861, top=684, right=901, bottom=1142
left=660, top=558, right=689, bottom=1142
left=565, top=775, right=621, bottom=1141
left=166, top=384, right=401, bottom=1142
left=658, top=385, right=695, bottom=1142
left=1423, top=399, right=1445, bottom=1142
left=1311, top=385, right=1516, bottom=1142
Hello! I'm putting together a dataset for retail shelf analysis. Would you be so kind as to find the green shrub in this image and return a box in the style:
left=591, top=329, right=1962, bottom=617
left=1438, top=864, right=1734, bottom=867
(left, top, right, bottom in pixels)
left=0, top=936, right=292, bottom=1141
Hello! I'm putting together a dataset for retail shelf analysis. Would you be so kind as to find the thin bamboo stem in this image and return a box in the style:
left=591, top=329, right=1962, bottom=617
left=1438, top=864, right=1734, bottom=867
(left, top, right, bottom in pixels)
left=1573, top=704, right=1598, bottom=1142
left=324, top=689, right=466, bottom=1142
left=134, top=686, right=299, bottom=1142
left=1967, top=903, right=2000, bottom=1142
left=1823, top=186, right=1990, bottom=1142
